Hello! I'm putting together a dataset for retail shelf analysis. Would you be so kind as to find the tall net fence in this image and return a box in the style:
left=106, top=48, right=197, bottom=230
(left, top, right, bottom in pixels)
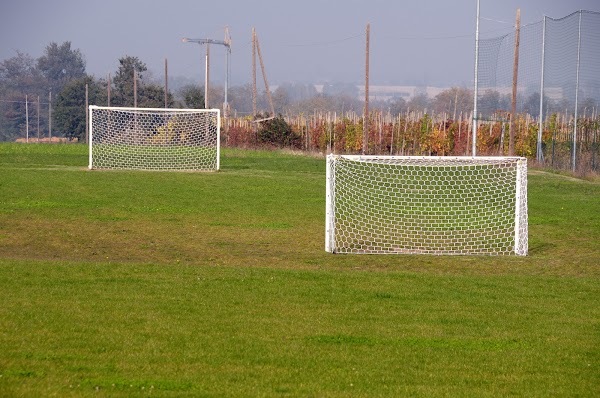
left=477, top=21, right=543, bottom=119
left=0, top=96, right=53, bottom=142
left=477, top=10, right=600, bottom=172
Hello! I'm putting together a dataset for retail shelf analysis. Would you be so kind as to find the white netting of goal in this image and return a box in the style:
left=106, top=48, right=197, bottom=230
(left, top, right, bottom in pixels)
left=89, top=106, right=220, bottom=171
left=326, top=155, right=528, bottom=256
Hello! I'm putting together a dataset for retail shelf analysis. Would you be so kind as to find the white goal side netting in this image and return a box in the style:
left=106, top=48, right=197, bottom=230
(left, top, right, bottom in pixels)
left=326, top=155, right=528, bottom=255
left=89, top=106, right=220, bottom=171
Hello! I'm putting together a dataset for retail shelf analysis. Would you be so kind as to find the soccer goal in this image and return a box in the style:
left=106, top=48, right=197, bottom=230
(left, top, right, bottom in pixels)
left=325, top=155, right=528, bottom=255
left=88, top=106, right=220, bottom=171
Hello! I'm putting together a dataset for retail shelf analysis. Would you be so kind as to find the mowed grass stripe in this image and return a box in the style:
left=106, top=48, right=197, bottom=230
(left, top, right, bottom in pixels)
left=1, top=260, right=598, bottom=397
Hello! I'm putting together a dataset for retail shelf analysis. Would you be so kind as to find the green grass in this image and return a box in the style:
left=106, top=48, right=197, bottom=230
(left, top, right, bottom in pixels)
left=91, top=143, right=218, bottom=171
left=0, top=142, right=599, bottom=397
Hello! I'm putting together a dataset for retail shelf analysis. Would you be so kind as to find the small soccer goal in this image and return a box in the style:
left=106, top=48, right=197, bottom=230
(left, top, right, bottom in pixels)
left=88, top=106, right=220, bottom=171
left=325, top=155, right=528, bottom=255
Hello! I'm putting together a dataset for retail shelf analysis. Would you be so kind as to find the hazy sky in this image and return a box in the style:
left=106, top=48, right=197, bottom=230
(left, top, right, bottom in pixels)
left=1, top=0, right=598, bottom=88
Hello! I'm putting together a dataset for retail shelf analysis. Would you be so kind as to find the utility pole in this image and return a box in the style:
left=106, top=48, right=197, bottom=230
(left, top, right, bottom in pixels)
left=252, top=28, right=275, bottom=122
left=48, top=91, right=52, bottom=140
left=224, top=27, right=231, bottom=136
left=255, top=30, right=274, bottom=118
left=164, top=58, right=168, bottom=108
left=205, top=43, right=210, bottom=108
left=509, top=8, right=521, bottom=156
left=182, top=34, right=231, bottom=110
left=572, top=10, right=582, bottom=172
left=133, top=69, right=138, bottom=108
left=85, top=83, right=89, bottom=143
left=472, top=0, right=480, bottom=156
left=363, top=23, right=370, bottom=155
left=537, top=16, right=547, bottom=163
left=37, top=95, right=40, bottom=141
left=25, top=95, right=29, bottom=143
left=252, top=27, right=257, bottom=120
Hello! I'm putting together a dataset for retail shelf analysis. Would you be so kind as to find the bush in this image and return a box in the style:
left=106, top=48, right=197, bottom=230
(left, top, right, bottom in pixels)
left=257, top=114, right=301, bottom=148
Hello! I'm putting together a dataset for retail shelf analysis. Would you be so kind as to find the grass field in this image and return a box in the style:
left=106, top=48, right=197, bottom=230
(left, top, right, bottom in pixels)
left=0, top=142, right=599, bottom=397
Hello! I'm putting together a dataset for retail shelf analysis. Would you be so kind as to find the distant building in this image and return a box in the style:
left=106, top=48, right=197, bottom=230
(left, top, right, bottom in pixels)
left=313, top=84, right=450, bottom=101
left=357, top=85, right=448, bottom=101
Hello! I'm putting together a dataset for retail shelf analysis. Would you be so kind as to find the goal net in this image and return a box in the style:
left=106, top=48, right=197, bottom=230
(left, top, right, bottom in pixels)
left=88, top=106, right=220, bottom=171
left=325, top=155, right=528, bottom=255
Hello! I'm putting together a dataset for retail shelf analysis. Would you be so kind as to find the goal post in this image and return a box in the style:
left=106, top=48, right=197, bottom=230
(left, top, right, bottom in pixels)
left=325, top=155, right=528, bottom=256
left=88, top=106, right=220, bottom=171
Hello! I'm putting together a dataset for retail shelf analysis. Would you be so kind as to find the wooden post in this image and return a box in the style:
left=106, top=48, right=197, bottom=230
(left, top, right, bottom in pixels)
left=37, top=95, right=40, bottom=141
left=164, top=58, right=168, bottom=108
left=255, top=31, right=275, bottom=117
left=378, top=111, right=382, bottom=152
left=252, top=28, right=257, bottom=121
left=499, top=119, right=506, bottom=155
left=133, top=69, right=137, bottom=108
left=205, top=42, right=210, bottom=109
left=509, top=8, right=521, bottom=156
left=453, top=89, right=458, bottom=121
left=458, top=112, right=462, bottom=142
left=25, top=95, right=29, bottom=143
left=363, top=23, right=370, bottom=154
left=466, top=112, right=471, bottom=155
left=390, top=115, right=395, bottom=155
left=48, top=91, right=52, bottom=140
left=85, top=83, right=89, bottom=144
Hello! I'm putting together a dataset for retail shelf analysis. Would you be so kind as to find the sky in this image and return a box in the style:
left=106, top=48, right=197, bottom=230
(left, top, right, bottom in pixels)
left=1, top=0, right=598, bottom=89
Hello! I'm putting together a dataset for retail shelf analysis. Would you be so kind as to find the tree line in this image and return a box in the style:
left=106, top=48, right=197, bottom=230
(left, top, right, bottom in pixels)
left=0, top=41, right=480, bottom=142
left=5, top=40, right=595, bottom=152
left=0, top=42, right=198, bottom=141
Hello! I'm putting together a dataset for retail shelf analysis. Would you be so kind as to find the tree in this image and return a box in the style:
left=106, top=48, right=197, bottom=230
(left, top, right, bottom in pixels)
left=478, top=90, right=510, bottom=118
left=54, top=76, right=105, bottom=141
left=0, top=51, right=46, bottom=140
left=178, top=84, right=204, bottom=108
left=0, top=51, right=44, bottom=95
left=389, top=96, right=408, bottom=115
left=407, top=93, right=430, bottom=112
left=37, top=41, right=86, bottom=95
left=272, top=85, right=290, bottom=114
left=0, top=89, right=27, bottom=140
left=139, top=84, right=174, bottom=108
left=110, top=55, right=175, bottom=109
left=112, top=55, right=147, bottom=107
left=522, top=92, right=540, bottom=117
left=229, top=84, right=254, bottom=114
left=432, top=87, right=473, bottom=119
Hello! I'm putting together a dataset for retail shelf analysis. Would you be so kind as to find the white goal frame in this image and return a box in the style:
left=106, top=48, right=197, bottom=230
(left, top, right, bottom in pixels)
left=88, top=106, right=220, bottom=171
left=325, top=154, right=528, bottom=256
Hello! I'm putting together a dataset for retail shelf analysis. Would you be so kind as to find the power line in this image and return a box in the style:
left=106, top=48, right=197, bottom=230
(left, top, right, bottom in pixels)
left=0, top=99, right=50, bottom=105
left=283, top=33, right=363, bottom=47
left=481, top=16, right=512, bottom=25
left=389, top=33, right=474, bottom=40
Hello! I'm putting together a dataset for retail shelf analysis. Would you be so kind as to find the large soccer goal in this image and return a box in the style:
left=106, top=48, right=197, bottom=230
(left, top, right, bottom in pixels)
left=88, top=106, right=220, bottom=171
left=325, top=155, right=528, bottom=255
